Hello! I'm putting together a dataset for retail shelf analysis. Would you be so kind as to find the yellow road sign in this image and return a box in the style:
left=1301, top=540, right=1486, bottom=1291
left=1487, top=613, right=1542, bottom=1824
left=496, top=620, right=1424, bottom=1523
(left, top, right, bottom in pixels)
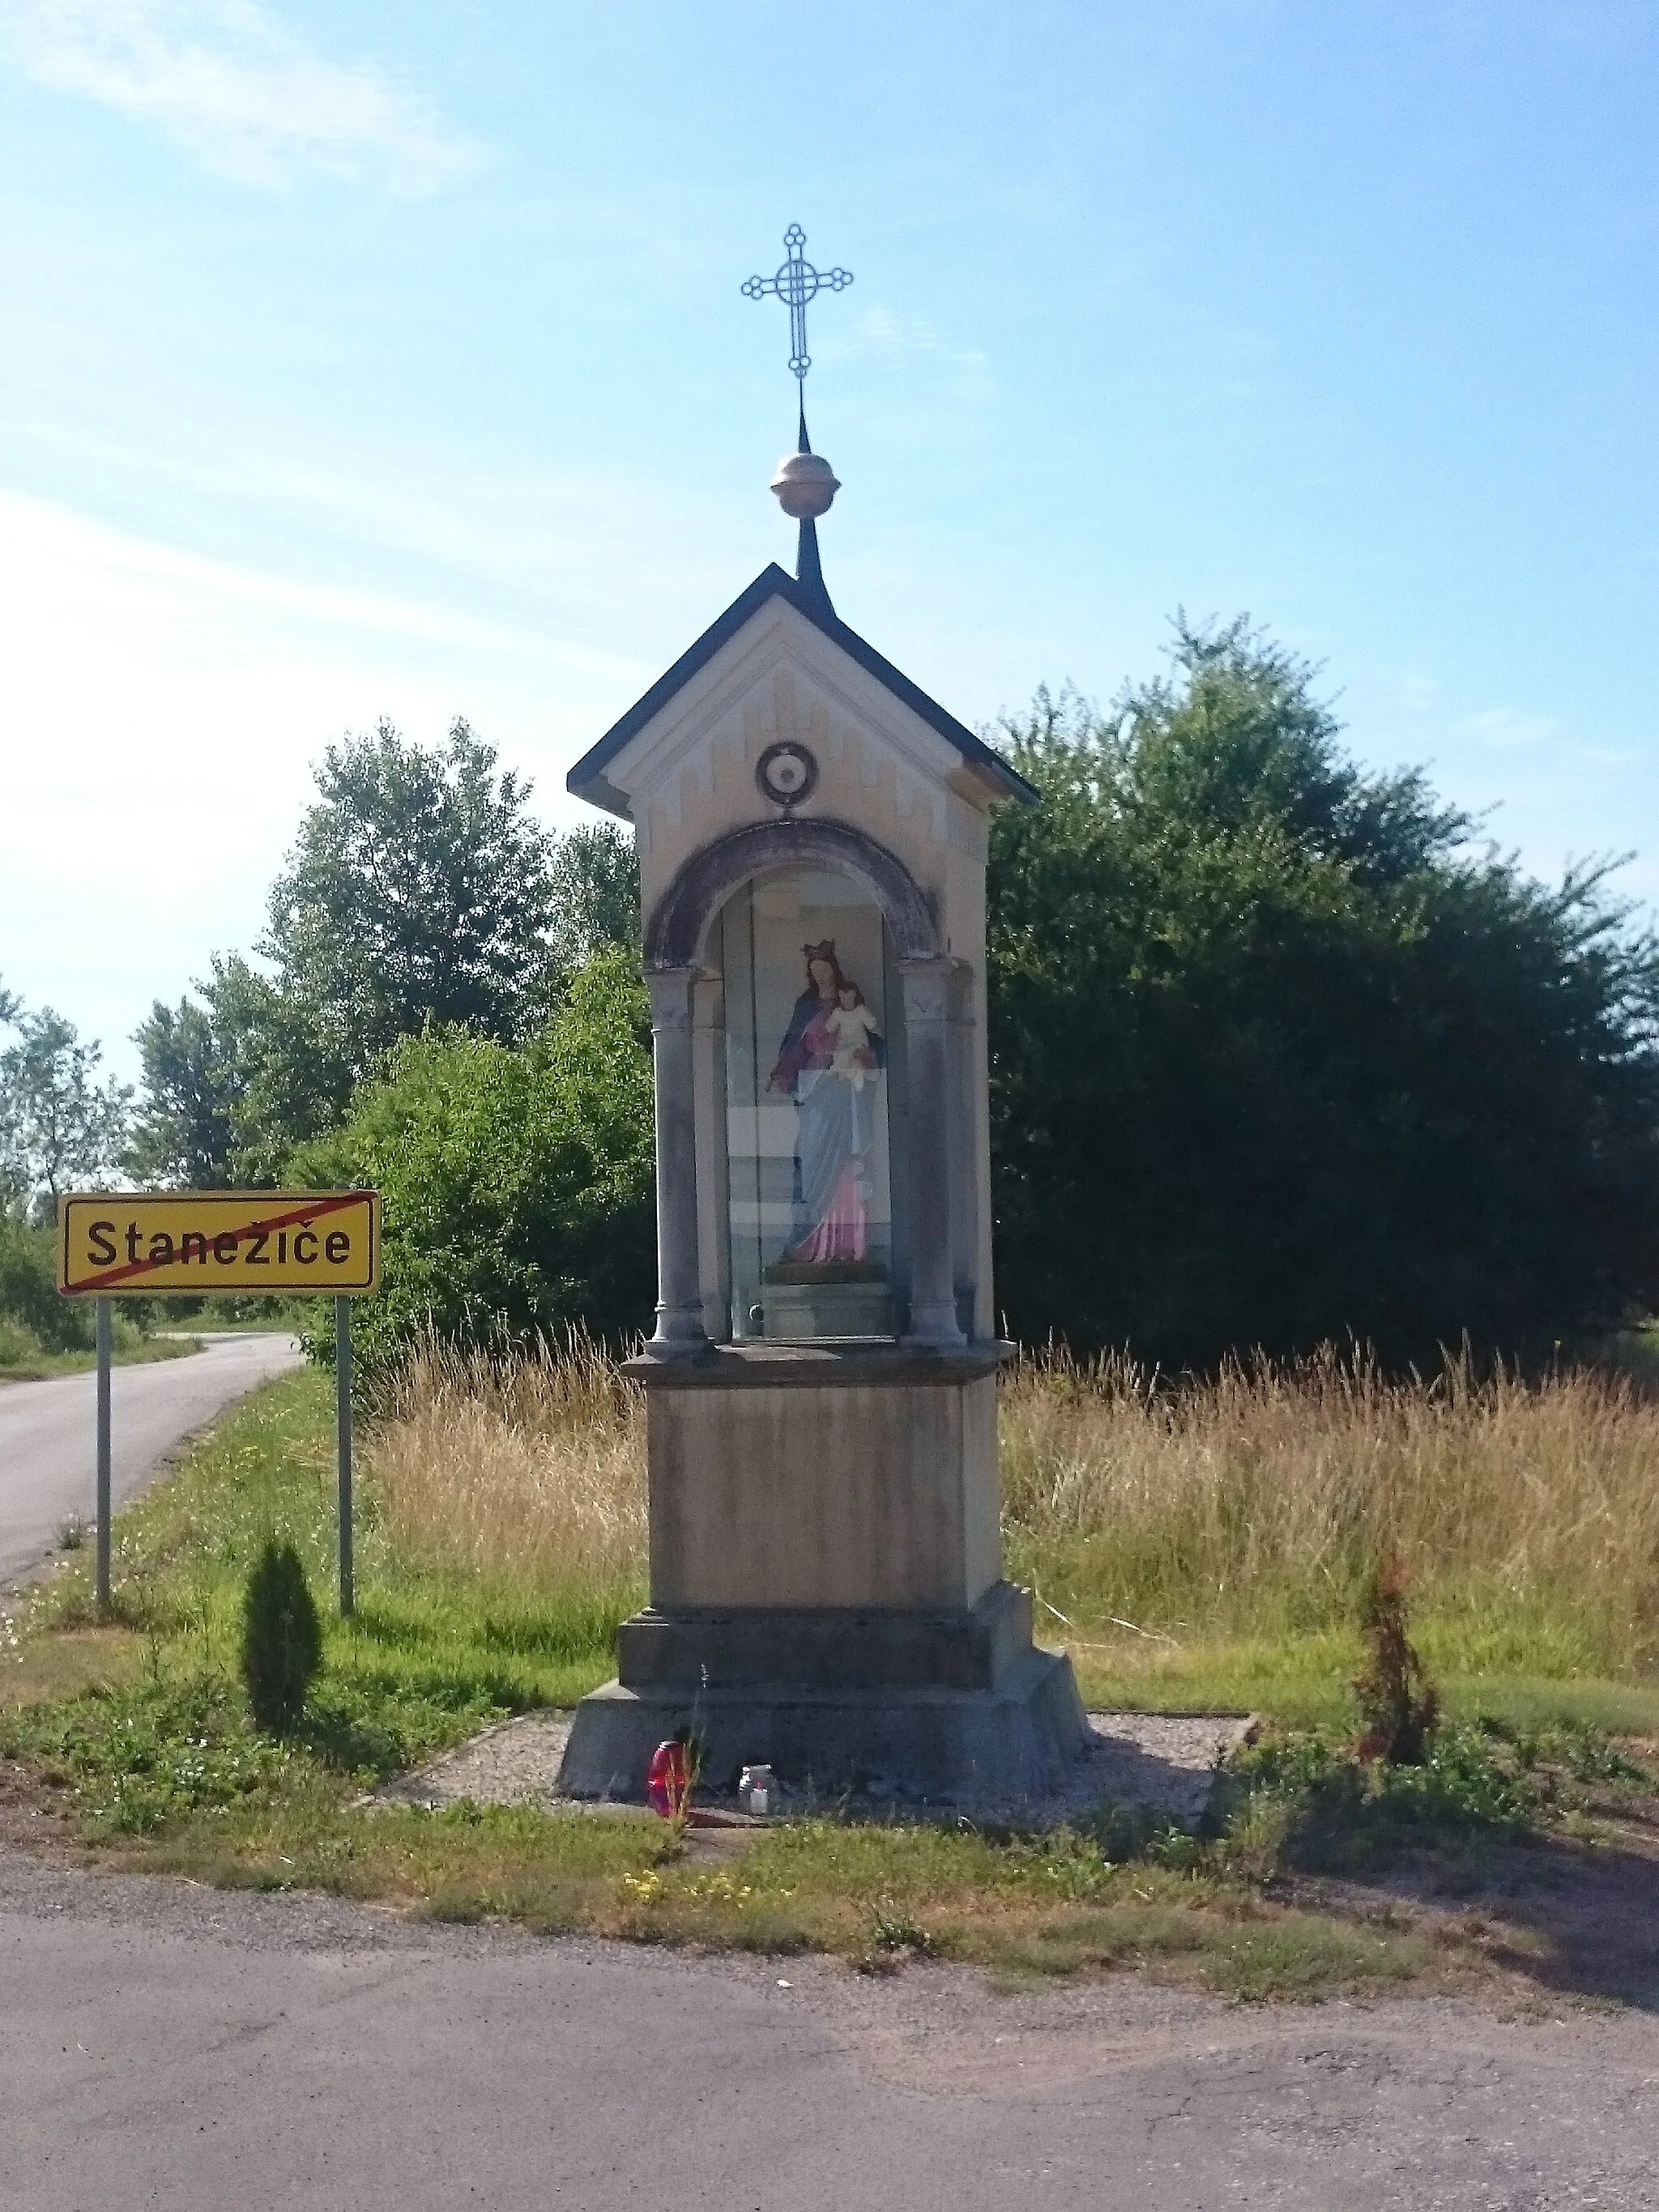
left=58, top=1191, right=380, bottom=1297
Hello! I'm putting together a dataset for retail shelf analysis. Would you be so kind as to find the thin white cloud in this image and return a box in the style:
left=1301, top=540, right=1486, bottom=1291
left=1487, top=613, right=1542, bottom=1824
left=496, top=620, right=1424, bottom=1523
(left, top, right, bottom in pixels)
left=850, top=305, right=993, bottom=404
left=0, top=484, right=636, bottom=1080
left=1, top=0, right=480, bottom=190
left=1461, top=705, right=1555, bottom=751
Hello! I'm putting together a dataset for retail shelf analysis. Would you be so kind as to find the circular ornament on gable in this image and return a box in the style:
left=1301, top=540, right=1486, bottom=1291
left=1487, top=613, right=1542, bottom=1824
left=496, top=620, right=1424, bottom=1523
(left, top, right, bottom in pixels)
left=755, top=740, right=818, bottom=810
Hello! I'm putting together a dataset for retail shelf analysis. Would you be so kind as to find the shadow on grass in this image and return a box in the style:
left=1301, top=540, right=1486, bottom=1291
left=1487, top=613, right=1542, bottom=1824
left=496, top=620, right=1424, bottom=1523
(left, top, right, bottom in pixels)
left=1218, top=1723, right=1659, bottom=2012
left=344, top=1593, right=623, bottom=1670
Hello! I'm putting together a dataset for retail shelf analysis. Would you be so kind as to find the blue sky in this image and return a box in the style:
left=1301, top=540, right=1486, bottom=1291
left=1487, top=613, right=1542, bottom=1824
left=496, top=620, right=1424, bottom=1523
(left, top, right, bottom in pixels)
left=2, top=2, right=1655, bottom=1083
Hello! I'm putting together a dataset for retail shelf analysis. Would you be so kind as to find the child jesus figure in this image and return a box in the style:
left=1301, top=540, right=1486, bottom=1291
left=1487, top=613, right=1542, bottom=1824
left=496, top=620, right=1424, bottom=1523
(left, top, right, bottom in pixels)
left=825, top=982, right=882, bottom=1092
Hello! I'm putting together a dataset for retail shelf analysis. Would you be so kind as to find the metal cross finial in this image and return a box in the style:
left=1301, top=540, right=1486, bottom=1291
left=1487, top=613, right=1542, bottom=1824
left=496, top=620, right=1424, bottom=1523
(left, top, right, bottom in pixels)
left=741, top=224, right=853, bottom=384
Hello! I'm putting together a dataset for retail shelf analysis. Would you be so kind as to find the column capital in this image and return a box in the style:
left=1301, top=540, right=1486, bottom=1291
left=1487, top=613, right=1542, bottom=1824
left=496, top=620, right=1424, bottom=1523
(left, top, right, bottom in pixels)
left=646, top=965, right=697, bottom=1031
left=898, top=956, right=957, bottom=1027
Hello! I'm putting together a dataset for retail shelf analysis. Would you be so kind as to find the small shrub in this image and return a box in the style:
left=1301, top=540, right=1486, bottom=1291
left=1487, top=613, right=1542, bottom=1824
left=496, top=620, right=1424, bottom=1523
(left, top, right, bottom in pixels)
left=0, top=1213, right=93, bottom=1352
left=0, top=1316, right=47, bottom=1367
left=1219, top=1723, right=1533, bottom=1873
left=1354, top=1552, right=1439, bottom=1763
left=241, top=1539, right=323, bottom=1734
left=871, top=1900, right=934, bottom=1954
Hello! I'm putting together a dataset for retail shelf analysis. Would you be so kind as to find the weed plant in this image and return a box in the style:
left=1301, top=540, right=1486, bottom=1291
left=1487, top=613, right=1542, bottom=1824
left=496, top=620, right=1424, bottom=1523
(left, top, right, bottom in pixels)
left=1353, top=1554, right=1439, bottom=1762
left=368, top=1331, right=645, bottom=1617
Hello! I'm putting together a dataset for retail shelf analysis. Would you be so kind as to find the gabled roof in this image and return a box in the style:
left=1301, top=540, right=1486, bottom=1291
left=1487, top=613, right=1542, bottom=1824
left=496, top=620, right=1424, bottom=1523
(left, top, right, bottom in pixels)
left=566, top=561, right=1037, bottom=818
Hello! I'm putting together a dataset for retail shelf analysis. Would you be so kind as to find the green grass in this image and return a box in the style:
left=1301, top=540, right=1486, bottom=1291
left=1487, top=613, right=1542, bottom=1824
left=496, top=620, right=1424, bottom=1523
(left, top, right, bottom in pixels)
left=0, top=1319, right=201, bottom=1381
left=3, top=1367, right=629, bottom=1750
left=3, top=1367, right=1657, bottom=2003
left=1059, top=1616, right=1659, bottom=1738
left=146, top=1294, right=309, bottom=1335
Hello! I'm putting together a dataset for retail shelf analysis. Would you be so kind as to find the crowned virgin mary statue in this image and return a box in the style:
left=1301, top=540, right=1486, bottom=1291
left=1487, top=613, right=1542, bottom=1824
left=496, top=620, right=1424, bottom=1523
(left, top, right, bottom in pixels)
left=766, top=938, right=885, bottom=1267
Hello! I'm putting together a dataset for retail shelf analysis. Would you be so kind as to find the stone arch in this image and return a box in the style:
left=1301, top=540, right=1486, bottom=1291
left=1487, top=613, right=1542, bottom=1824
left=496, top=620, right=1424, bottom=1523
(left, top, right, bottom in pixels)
left=643, top=816, right=938, bottom=970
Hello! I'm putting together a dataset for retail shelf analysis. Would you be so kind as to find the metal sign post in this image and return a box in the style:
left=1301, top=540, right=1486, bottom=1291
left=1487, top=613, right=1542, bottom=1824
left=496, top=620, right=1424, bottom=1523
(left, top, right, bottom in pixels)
left=95, top=1296, right=112, bottom=1616
left=56, top=1190, right=380, bottom=1619
left=336, top=1294, right=353, bottom=1617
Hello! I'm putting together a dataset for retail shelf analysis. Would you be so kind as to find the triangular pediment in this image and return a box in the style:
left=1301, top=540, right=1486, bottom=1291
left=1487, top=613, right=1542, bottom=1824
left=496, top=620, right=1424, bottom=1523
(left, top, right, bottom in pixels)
left=566, top=565, right=1033, bottom=825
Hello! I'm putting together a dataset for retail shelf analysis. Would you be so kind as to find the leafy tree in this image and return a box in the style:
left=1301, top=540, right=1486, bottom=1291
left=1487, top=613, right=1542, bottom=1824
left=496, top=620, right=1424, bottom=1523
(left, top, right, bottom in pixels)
left=131, top=719, right=566, bottom=1183
left=0, top=1006, right=131, bottom=1215
left=987, top=624, right=1659, bottom=1364
left=124, top=995, right=241, bottom=1188
left=540, top=823, right=640, bottom=1007
left=262, top=715, right=554, bottom=1067
left=186, top=952, right=354, bottom=1187
left=292, top=942, right=655, bottom=1371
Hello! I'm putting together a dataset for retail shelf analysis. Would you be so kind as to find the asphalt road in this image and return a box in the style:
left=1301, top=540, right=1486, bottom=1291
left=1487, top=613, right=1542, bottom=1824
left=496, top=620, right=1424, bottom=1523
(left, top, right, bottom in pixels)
left=0, top=1333, right=301, bottom=1588
left=1, top=1852, right=1656, bottom=2212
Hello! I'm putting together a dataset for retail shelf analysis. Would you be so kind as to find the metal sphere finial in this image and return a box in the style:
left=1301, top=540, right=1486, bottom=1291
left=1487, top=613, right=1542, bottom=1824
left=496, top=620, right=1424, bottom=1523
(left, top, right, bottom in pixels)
left=770, top=450, right=840, bottom=519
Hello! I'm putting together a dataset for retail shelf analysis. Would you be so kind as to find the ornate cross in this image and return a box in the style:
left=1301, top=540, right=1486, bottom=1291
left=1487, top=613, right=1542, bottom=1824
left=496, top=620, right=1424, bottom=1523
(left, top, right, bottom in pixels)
left=742, top=224, right=853, bottom=385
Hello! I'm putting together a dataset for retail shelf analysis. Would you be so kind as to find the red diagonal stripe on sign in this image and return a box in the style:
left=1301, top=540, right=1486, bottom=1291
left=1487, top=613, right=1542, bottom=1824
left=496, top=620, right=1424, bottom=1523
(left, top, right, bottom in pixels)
left=75, top=1191, right=365, bottom=1292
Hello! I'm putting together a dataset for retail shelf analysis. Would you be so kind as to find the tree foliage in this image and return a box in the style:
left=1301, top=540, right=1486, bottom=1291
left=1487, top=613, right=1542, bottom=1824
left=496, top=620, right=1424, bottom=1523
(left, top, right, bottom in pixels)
left=542, top=823, right=641, bottom=1006
left=124, top=995, right=241, bottom=1189
left=987, top=623, right=1659, bottom=1365
left=0, top=1004, right=131, bottom=1214
left=292, top=943, right=655, bottom=1372
left=263, top=716, right=554, bottom=1060
left=131, top=718, right=586, bottom=1184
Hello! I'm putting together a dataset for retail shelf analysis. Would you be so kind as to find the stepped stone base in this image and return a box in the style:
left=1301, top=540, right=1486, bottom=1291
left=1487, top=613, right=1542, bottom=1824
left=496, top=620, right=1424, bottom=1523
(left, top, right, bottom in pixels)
left=557, top=1580, right=1090, bottom=1806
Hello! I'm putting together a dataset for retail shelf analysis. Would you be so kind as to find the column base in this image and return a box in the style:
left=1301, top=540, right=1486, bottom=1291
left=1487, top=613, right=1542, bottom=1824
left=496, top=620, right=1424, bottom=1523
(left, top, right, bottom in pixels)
left=557, top=1581, right=1090, bottom=1809
left=557, top=1657, right=1087, bottom=1809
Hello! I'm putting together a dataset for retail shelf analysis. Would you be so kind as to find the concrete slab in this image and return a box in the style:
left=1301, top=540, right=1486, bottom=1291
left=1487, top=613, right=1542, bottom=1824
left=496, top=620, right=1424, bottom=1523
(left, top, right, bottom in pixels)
left=372, top=1708, right=1254, bottom=1828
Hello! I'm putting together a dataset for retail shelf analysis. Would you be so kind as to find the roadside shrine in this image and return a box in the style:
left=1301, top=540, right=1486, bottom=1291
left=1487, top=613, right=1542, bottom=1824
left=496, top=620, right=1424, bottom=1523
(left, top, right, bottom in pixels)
left=557, top=228, right=1087, bottom=1805
left=56, top=1189, right=379, bottom=1615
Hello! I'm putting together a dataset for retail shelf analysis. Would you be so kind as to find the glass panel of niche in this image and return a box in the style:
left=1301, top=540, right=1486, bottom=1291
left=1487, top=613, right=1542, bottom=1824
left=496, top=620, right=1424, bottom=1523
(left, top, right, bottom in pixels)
left=719, top=868, right=896, bottom=1340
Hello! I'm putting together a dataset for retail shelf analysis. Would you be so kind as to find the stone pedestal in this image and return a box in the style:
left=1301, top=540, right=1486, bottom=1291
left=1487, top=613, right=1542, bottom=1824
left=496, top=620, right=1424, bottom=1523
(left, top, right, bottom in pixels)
left=558, top=1345, right=1088, bottom=1805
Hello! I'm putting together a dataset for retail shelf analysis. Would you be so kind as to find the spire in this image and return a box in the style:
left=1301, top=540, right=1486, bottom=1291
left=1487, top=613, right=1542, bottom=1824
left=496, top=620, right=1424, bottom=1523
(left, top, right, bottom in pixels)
left=792, top=403, right=834, bottom=617
left=795, top=518, right=833, bottom=617
left=769, top=401, right=840, bottom=617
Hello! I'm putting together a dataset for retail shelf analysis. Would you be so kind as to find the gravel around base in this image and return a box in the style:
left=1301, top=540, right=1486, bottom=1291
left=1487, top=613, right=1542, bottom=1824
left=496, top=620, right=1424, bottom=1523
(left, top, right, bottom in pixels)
left=369, top=1710, right=1254, bottom=1826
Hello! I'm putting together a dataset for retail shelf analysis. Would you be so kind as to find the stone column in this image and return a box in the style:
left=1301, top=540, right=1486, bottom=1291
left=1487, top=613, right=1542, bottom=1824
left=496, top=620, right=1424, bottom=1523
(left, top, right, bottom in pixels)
left=946, top=961, right=978, bottom=1340
left=646, top=965, right=707, bottom=1351
left=692, top=974, right=730, bottom=1339
left=899, top=957, right=966, bottom=1346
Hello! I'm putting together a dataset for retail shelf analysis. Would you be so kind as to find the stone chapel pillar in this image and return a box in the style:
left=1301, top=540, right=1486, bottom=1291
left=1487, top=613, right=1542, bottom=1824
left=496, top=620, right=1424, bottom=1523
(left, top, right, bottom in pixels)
left=646, top=965, right=707, bottom=1349
left=899, top=957, right=966, bottom=1346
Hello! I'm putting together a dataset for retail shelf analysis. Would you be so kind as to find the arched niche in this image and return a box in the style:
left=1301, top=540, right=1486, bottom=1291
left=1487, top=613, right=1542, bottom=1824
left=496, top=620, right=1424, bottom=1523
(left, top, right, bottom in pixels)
left=643, top=816, right=938, bottom=970
left=642, top=820, right=964, bottom=1352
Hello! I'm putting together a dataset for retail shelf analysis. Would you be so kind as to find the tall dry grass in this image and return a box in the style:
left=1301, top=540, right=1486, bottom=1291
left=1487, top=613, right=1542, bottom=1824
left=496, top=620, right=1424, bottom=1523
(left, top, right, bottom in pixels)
left=1000, top=1345, right=1659, bottom=1670
left=367, top=1333, right=1659, bottom=1677
left=369, top=1332, right=646, bottom=1595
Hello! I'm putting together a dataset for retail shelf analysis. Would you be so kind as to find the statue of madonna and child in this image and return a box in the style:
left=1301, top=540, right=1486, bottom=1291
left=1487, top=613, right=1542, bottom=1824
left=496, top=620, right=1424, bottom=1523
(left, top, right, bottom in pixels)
left=765, top=939, right=886, bottom=1272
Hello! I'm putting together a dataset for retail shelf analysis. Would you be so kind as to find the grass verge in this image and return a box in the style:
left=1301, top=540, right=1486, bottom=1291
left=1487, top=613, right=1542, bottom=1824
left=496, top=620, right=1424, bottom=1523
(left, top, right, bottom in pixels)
left=0, top=1326, right=200, bottom=1381
left=3, top=1366, right=1657, bottom=2004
